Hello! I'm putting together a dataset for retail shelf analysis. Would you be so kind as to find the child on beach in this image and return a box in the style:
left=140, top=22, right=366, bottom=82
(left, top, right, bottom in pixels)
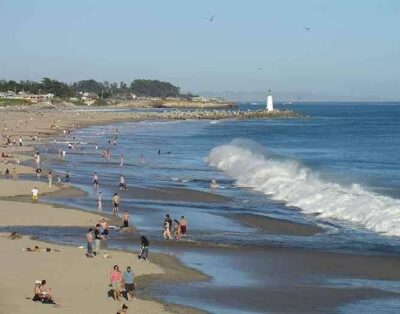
left=33, top=280, right=55, bottom=304
left=117, top=304, right=129, bottom=314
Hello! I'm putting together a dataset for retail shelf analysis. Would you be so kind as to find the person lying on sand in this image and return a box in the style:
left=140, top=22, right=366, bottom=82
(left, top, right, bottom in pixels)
left=22, top=245, right=61, bottom=253
left=33, top=280, right=56, bottom=304
left=117, top=304, right=129, bottom=314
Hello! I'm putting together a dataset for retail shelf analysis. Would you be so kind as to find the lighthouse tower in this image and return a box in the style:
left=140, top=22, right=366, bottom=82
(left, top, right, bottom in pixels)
left=266, top=89, right=274, bottom=111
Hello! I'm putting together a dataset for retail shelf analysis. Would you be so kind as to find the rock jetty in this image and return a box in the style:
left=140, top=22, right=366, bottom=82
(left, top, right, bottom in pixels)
left=126, top=109, right=304, bottom=121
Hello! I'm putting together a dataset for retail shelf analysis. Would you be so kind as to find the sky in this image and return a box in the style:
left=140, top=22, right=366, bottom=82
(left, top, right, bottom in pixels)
left=0, top=0, right=399, bottom=100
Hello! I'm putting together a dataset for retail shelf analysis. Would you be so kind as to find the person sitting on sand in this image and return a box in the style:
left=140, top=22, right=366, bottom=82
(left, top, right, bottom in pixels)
left=138, top=236, right=149, bottom=261
left=117, top=304, right=129, bottom=314
left=31, top=187, right=39, bottom=202
left=179, top=216, right=188, bottom=236
left=109, top=265, right=122, bottom=301
left=33, top=280, right=55, bottom=304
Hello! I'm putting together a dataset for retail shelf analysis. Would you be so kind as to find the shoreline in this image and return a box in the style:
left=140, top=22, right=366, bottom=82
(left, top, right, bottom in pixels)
left=3, top=107, right=400, bottom=313
left=0, top=109, right=212, bottom=314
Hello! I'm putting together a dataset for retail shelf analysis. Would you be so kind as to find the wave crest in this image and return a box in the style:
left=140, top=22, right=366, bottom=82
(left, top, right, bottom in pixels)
left=207, top=139, right=400, bottom=236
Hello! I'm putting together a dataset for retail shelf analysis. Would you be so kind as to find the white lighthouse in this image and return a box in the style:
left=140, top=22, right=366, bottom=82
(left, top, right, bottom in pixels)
left=266, top=89, right=274, bottom=111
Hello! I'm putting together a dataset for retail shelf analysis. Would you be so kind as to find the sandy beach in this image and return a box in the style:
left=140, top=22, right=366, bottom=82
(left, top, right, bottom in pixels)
left=3, top=107, right=400, bottom=314
left=0, top=110, right=208, bottom=314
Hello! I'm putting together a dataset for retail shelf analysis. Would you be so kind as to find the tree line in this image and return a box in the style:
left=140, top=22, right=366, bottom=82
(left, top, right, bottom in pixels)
left=0, top=78, right=189, bottom=98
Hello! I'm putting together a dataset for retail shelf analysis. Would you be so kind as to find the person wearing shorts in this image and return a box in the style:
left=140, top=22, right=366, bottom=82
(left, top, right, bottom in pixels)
left=109, top=265, right=122, bottom=301
left=122, top=266, right=135, bottom=301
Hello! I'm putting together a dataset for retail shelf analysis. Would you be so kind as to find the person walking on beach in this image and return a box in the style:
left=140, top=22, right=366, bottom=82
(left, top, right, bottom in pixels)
left=122, top=266, right=135, bottom=301
left=94, top=224, right=103, bottom=255
left=86, top=228, right=94, bottom=258
left=19, top=137, right=23, bottom=146
left=139, top=236, right=149, bottom=261
left=119, top=175, right=127, bottom=190
left=35, top=168, right=42, bottom=181
left=47, top=171, right=53, bottom=187
left=109, top=265, right=122, bottom=301
left=122, top=211, right=129, bottom=228
left=120, top=154, right=124, bottom=167
left=35, top=152, right=40, bottom=166
left=93, top=172, right=99, bottom=188
left=97, top=192, right=103, bottom=211
left=31, top=187, right=39, bottom=202
left=112, top=193, right=120, bottom=215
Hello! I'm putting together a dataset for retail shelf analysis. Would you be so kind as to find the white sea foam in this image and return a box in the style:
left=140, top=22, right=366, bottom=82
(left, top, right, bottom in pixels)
left=207, top=139, right=400, bottom=236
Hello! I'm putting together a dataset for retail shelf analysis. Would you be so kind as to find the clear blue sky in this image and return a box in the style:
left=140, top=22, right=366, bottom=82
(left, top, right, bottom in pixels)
left=0, top=0, right=399, bottom=100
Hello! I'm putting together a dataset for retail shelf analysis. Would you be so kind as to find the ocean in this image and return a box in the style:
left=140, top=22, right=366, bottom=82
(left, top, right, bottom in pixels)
left=14, top=103, right=400, bottom=313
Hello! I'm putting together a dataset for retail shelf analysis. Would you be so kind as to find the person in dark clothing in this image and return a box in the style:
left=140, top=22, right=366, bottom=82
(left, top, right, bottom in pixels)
left=165, top=214, right=173, bottom=232
left=138, top=236, right=149, bottom=261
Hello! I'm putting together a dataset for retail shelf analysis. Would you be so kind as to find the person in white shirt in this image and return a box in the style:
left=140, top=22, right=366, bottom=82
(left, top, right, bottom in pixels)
left=31, top=187, right=39, bottom=202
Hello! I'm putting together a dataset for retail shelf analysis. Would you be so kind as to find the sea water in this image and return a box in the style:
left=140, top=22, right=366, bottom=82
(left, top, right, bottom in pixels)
left=32, top=103, right=400, bottom=313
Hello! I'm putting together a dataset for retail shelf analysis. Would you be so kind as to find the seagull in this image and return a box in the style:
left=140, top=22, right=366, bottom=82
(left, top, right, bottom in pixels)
left=304, top=27, right=311, bottom=31
left=257, top=67, right=263, bottom=71
left=204, top=15, right=216, bottom=23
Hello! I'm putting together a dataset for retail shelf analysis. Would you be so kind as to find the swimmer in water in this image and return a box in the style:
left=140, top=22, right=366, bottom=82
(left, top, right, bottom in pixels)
left=210, top=178, right=218, bottom=189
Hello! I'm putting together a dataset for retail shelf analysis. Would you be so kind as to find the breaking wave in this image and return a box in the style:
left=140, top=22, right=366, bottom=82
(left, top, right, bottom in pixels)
left=207, top=139, right=400, bottom=236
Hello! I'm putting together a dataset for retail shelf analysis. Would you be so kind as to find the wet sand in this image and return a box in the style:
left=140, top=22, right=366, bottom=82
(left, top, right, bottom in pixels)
left=118, top=185, right=231, bottom=203
left=234, top=213, right=324, bottom=236
left=154, top=245, right=400, bottom=314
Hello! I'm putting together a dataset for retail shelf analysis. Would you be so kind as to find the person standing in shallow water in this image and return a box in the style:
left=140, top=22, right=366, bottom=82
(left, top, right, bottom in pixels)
left=97, top=192, right=103, bottom=211
left=112, top=193, right=120, bottom=215
left=93, top=172, right=99, bottom=188
left=122, top=211, right=129, bottom=228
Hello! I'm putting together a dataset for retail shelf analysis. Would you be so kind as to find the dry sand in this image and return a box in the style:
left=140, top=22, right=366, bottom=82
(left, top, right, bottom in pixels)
left=0, top=234, right=169, bottom=314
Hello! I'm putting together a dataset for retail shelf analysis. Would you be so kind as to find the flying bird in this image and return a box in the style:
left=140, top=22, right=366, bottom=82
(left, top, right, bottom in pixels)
left=204, top=15, right=216, bottom=23
left=257, top=67, right=263, bottom=71
left=304, top=27, right=311, bottom=31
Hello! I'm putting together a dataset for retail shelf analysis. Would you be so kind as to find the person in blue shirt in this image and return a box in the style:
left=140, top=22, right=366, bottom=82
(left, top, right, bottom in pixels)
left=122, top=266, right=134, bottom=301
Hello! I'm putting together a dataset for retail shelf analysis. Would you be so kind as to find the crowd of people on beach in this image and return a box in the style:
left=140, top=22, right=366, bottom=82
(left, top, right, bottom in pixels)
left=2, top=124, right=197, bottom=314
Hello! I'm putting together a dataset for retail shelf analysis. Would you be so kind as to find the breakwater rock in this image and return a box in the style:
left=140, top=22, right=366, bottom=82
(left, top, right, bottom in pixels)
left=126, top=109, right=305, bottom=121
